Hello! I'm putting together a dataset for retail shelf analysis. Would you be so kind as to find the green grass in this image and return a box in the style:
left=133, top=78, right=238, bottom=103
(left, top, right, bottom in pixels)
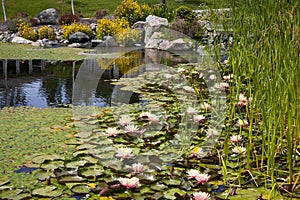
left=0, top=43, right=90, bottom=60
left=0, top=0, right=230, bottom=20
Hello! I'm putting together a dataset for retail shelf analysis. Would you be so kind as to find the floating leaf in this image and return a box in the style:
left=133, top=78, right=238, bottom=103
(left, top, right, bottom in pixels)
left=163, top=188, right=186, bottom=199
left=66, top=160, right=88, bottom=169
left=32, top=154, right=65, bottom=164
left=32, top=186, right=63, bottom=197
left=79, top=165, right=104, bottom=178
left=71, top=184, right=91, bottom=194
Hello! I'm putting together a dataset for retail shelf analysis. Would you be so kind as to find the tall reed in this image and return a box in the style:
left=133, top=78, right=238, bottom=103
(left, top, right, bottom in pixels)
left=228, top=0, right=299, bottom=196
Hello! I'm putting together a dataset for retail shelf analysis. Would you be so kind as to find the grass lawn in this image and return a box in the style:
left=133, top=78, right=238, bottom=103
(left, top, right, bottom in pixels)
left=0, top=0, right=230, bottom=20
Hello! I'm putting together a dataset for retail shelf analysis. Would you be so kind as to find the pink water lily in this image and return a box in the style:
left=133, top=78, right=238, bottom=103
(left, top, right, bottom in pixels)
left=132, top=163, right=143, bottom=173
left=232, top=146, right=246, bottom=154
left=230, top=135, right=242, bottom=143
left=195, top=173, right=210, bottom=184
left=190, top=147, right=203, bottom=158
left=140, top=112, right=160, bottom=123
left=200, top=102, right=211, bottom=111
left=187, top=107, right=197, bottom=115
left=193, top=191, right=211, bottom=200
left=119, top=115, right=132, bottom=126
left=115, top=148, right=133, bottom=160
left=118, top=177, right=140, bottom=189
left=194, top=115, right=205, bottom=123
left=105, top=127, right=119, bottom=137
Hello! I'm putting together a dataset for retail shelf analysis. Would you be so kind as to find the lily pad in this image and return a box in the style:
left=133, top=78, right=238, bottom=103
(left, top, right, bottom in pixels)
left=32, top=186, right=63, bottom=197
left=79, top=165, right=104, bottom=178
left=71, top=184, right=91, bottom=194
left=32, top=154, right=65, bottom=164
left=66, top=160, right=88, bottom=169
left=163, top=188, right=186, bottom=199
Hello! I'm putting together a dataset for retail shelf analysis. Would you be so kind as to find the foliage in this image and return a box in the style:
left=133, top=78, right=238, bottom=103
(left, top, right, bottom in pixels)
left=96, top=17, right=129, bottom=40
left=61, top=22, right=94, bottom=39
left=175, top=5, right=197, bottom=24
left=8, top=19, right=19, bottom=32
left=171, top=18, right=205, bottom=40
left=152, top=4, right=175, bottom=22
left=115, top=0, right=152, bottom=26
left=116, top=29, right=143, bottom=46
left=17, top=20, right=38, bottom=41
left=95, top=9, right=110, bottom=19
left=38, top=26, right=55, bottom=40
left=59, top=13, right=80, bottom=25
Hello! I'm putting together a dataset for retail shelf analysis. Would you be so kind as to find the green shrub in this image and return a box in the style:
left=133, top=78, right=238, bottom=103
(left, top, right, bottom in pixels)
left=95, top=9, right=110, bottom=19
left=152, top=4, right=175, bottom=22
left=17, top=20, right=38, bottom=41
left=175, top=5, right=197, bottom=24
left=96, top=17, right=130, bottom=40
left=61, top=22, right=94, bottom=39
left=38, top=26, right=55, bottom=40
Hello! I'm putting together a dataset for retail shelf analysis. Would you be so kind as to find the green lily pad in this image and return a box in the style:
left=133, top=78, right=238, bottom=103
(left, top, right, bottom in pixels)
left=162, top=178, right=181, bottom=186
left=66, top=160, right=88, bottom=169
left=163, top=188, right=186, bottom=199
left=71, top=184, right=91, bottom=194
left=34, top=170, right=54, bottom=180
left=79, top=165, right=104, bottom=178
left=151, top=183, right=168, bottom=191
left=0, top=188, right=23, bottom=199
left=41, top=161, right=64, bottom=170
left=32, top=154, right=65, bottom=164
left=9, top=192, right=32, bottom=200
left=58, top=175, right=85, bottom=183
left=32, top=186, right=63, bottom=197
left=0, top=180, right=9, bottom=186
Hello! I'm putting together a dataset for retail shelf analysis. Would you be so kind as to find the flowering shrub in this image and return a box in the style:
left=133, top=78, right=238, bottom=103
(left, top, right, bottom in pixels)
left=115, top=0, right=152, bottom=25
left=116, top=29, right=143, bottom=46
left=61, top=22, right=93, bottom=39
left=96, top=17, right=129, bottom=40
left=17, top=20, right=38, bottom=41
left=38, top=26, right=55, bottom=40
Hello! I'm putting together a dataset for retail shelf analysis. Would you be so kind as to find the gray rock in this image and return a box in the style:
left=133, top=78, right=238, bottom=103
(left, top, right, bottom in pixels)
left=144, top=15, right=168, bottom=44
left=103, top=36, right=117, bottom=47
left=159, top=38, right=193, bottom=51
left=69, top=32, right=90, bottom=43
left=34, top=8, right=59, bottom=25
left=91, top=39, right=104, bottom=47
left=31, top=40, right=43, bottom=47
left=68, top=43, right=81, bottom=48
left=11, top=36, right=33, bottom=44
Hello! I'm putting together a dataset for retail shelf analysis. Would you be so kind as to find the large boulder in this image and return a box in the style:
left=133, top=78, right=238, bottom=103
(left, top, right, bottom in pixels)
left=11, top=36, right=33, bottom=44
left=69, top=32, right=90, bottom=43
left=144, top=15, right=168, bottom=44
left=34, top=8, right=59, bottom=25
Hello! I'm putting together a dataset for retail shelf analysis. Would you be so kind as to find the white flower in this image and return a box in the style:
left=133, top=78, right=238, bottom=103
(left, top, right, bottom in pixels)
left=209, top=74, right=217, bottom=80
left=140, top=112, right=160, bottom=123
left=195, top=173, right=210, bottom=184
left=214, top=82, right=230, bottom=89
left=206, top=128, right=219, bottom=137
left=237, top=93, right=249, bottom=107
left=223, top=59, right=229, bottom=65
left=200, top=102, right=211, bottom=111
left=118, top=177, right=140, bottom=189
left=177, top=67, right=186, bottom=73
left=119, top=115, right=132, bottom=126
left=232, top=146, right=246, bottom=154
left=132, top=163, right=143, bottom=173
left=105, top=127, right=119, bottom=137
left=194, top=115, right=205, bottom=123
left=223, top=74, right=233, bottom=81
left=190, top=147, right=203, bottom=158
left=115, top=148, right=133, bottom=160
left=187, top=107, right=197, bottom=115
left=193, top=191, right=211, bottom=200
left=183, top=86, right=194, bottom=92
left=236, top=119, right=249, bottom=127
left=230, top=135, right=242, bottom=143
left=125, top=124, right=140, bottom=134
left=187, top=169, right=201, bottom=179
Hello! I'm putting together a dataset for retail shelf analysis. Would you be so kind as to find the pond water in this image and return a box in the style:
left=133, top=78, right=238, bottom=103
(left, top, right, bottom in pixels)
left=0, top=49, right=195, bottom=108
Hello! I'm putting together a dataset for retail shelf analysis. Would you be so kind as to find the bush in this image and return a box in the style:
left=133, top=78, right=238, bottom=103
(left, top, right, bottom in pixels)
left=171, top=18, right=205, bottom=39
left=96, top=17, right=130, bottom=40
left=95, top=9, right=110, bottom=19
left=116, top=29, right=143, bottom=46
left=60, top=13, right=80, bottom=25
left=8, top=19, right=19, bottom=33
left=152, top=4, right=175, bottom=22
left=38, top=26, right=55, bottom=40
left=175, top=6, right=197, bottom=24
left=115, top=0, right=151, bottom=25
left=61, top=22, right=94, bottom=39
left=17, top=20, right=38, bottom=41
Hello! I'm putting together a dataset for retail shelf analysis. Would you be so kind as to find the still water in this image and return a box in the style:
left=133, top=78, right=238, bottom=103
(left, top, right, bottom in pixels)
left=0, top=50, right=194, bottom=108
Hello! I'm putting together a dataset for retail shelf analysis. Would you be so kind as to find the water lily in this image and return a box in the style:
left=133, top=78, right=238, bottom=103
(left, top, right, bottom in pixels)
left=125, top=124, right=140, bottom=134
left=190, top=147, right=203, bottom=158
left=193, top=191, right=211, bottom=200
left=232, top=146, right=246, bottom=154
left=139, top=112, right=159, bottom=123
left=209, top=74, right=217, bottom=80
left=236, top=119, right=249, bottom=127
left=119, top=115, right=132, bottom=126
left=194, top=115, right=205, bottom=123
left=195, top=173, right=210, bottom=184
left=118, top=177, right=140, bottom=189
left=230, top=135, right=242, bottom=143
left=177, top=67, right=186, bottom=73
left=237, top=93, right=249, bottom=107
left=187, top=169, right=201, bottom=179
left=132, top=163, right=143, bottom=173
left=206, top=128, right=219, bottom=137
left=116, top=148, right=133, bottom=160
left=215, top=82, right=230, bottom=89
left=187, top=107, right=197, bottom=115
left=200, top=102, right=211, bottom=111
left=223, top=74, right=233, bottom=81
left=105, top=127, right=119, bottom=137
left=183, top=85, right=194, bottom=92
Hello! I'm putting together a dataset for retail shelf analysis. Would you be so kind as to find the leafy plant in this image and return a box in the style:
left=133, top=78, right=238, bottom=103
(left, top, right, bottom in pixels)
left=152, top=3, right=175, bottom=22
left=175, top=5, right=197, bottom=24
left=59, top=13, right=81, bottom=25
left=95, top=9, right=110, bottom=19
left=96, top=17, right=129, bottom=40
left=17, top=20, right=38, bottom=41
left=38, top=26, right=55, bottom=40
left=61, top=22, right=94, bottom=39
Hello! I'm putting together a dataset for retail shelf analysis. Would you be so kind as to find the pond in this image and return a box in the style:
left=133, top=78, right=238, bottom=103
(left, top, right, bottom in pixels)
left=0, top=49, right=193, bottom=109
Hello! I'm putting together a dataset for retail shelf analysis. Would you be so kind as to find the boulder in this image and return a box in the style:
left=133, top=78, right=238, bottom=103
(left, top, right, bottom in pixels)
left=34, top=8, right=59, bottom=25
left=159, top=38, right=193, bottom=51
left=69, top=32, right=90, bottom=43
left=144, top=15, right=168, bottom=44
left=103, top=36, right=117, bottom=47
left=11, top=36, right=33, bottom=44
